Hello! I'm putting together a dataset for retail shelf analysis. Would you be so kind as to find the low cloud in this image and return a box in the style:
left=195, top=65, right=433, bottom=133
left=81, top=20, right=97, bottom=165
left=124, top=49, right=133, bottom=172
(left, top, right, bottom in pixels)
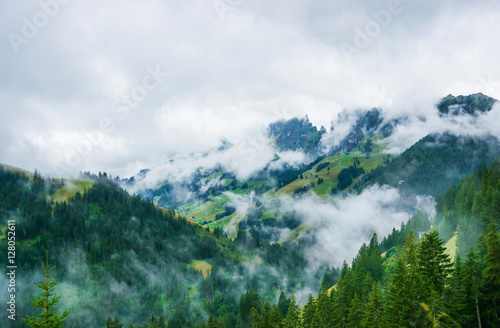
left=272, top=185, right=431, bottom=269
left=385, top=102, right=500, bottom=154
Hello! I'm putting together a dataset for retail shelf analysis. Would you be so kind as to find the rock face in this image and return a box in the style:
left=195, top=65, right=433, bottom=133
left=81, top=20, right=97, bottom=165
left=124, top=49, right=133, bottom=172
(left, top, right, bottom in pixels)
left=268, top=109, right=393, bottom=155
left=437, top=93, right=497, bottom=116
left=330, top=108, right=385, bottom=155
left=268, top=116, right=326, bottom=154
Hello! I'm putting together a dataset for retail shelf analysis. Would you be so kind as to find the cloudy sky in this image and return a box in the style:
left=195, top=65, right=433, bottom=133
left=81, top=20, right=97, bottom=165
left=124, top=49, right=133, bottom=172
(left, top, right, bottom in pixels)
left=1, top=0, right=500, bottom=178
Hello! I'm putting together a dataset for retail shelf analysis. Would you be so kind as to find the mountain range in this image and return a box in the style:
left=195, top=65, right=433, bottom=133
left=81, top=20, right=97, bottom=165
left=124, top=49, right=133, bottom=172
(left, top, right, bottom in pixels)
left=1, top=92, right=500, bottom=327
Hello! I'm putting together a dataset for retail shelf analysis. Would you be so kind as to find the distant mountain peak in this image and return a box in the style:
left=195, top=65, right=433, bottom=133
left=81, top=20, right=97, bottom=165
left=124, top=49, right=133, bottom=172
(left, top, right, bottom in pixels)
left=437, top=93, right=497, bottom=116
left=268, top=116, right=325, bottom=154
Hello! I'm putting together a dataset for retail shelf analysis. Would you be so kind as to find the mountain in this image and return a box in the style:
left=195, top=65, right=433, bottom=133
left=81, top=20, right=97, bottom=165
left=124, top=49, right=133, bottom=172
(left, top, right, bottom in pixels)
left=437, top=92, right=496, bottom=116
left=268, top=115, right=326, bottom=154
left=356, top=132, right=500, bottom=197
left=267, top=108, right=392, bottom=156
left=2, top=93, right=500, bottom=327
left=0, top=167, right=317, bottom=327
left=125, top=93, right=500, bottom=239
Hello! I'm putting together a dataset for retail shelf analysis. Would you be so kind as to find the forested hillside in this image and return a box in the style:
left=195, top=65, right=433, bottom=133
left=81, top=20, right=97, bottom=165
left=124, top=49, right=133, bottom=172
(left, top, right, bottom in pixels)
left=0, top=167, right=323, bottom=327
left=203, top=161, right=500, bottom=328
left=356, top=133, right=500, bottom=197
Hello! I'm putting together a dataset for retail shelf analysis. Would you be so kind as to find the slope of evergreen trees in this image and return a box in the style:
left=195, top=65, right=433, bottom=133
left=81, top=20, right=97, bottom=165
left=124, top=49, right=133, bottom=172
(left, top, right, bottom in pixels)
left=356, top=133, right=500, bottom=197
left=0, top=167, right=323, bottom=327
left=204, top=161, right=500, bottom=328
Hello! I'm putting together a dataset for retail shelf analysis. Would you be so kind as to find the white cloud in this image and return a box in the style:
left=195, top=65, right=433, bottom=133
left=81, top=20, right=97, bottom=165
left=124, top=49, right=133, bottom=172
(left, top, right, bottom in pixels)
left=276, top=185, right=428, bottom=268
left=1, top=0, right=500, bottom=177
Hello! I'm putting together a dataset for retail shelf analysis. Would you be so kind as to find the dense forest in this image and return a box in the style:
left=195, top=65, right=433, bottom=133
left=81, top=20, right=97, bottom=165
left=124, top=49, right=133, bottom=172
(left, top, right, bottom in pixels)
left=1, top=158, right=500, bottom=327
left=200, top=160, right=500, bottom=328
left=0, top=168, right=323, bottom=327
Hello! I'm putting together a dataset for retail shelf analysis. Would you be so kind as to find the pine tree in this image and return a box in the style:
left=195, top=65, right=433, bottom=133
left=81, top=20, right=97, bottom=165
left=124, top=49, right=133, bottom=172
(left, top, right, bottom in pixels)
left=301, top=294, right=316, bottom=328
left=331, top=283, right=347, bottom=328
left=361, top=282, right=384, bottom=328
left=346, top=293, right=363, bottom=328
left=315, top=285, right=332, bottom=327
left=418, top=231, right=453, bottom=296
left=207, top=315, right=216, bottom=328
left=22, top=252, right=70, bottom=328
left=270, top=305, right=283, bottom=328
left=251, top=308, right=261, bottom=328
left=283, top=293, right=300, bottom=328
left=278, top=291, right=289, bottom=317
left=260, top=299, right=272, bottom=328
left=482, top=221, right=500, bottom=326
left=464, top=248, right=484, bottom=328
left=387, top=232, right=425, bottom=327
left=385, top=257, right=406, bottom=327
left=241, top=289, right=262, bottom=326
left=106, top=316, right=124, bottom=328
left=445, top=254, right=468, bottom=325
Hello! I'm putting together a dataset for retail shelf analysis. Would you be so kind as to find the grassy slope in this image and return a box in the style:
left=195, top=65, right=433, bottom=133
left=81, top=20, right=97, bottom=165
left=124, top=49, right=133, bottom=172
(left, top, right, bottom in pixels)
left=52, top=179, right=95, bottom=203
left=443, top=234, right=457, bottom=261
left=178, top=142, right=393, bottom=233
left=276, top=152, right=386, bottom=197
left=190, top=260, right=213, bottom=277
left=0, top=163, right=33, bottom=177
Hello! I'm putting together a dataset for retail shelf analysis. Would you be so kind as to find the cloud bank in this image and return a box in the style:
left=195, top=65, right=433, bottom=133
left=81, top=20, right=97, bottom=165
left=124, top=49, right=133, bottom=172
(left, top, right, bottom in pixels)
left=1, top=0, right=500, bottom=177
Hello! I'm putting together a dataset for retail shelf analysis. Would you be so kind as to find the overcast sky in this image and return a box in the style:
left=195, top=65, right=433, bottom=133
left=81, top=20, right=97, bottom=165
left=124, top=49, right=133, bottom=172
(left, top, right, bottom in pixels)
left=1, top=0, right=500, bottom=178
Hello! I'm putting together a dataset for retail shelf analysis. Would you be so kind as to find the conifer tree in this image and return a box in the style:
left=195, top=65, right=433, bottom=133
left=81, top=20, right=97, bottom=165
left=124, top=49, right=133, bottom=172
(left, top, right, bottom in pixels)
left=446, top=254, right=468, bottom=325
left=23, top=252, right=70, bottom=328
left=396, top=232, right=425, bottom=326
left=361, top=282, right=384, bottom=328
left=346, top=293, right=363, bottom=328
left=260, top=299, right=272, bottom=328
left=278, top=291, right=289, bottom=317
left=464, top=247, right=484, bottom=328
left=385, top=257, right=407, bottom=327
left=301, top=294, right=316, bottom=328
left=270, top=305, right=283, bottom=328
left=106, top=316, right=123, bottom=328
left=418, top=231, right=453, bottom=296
left=331, top=284, right=347, bottom=328
left=251, top=308, right=261, bottom=328
left=315, top=285, right=331, bottom=328
left=483, top=221, right=500, bottom=325
left=283, top=293, right=300, bottom=328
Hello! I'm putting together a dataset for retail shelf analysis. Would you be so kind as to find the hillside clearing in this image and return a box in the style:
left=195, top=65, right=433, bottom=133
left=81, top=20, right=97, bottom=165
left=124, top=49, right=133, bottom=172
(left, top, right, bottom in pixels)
left=52, top=179, right=95, bottom=203
left=190, top=260, right=213, bottom=277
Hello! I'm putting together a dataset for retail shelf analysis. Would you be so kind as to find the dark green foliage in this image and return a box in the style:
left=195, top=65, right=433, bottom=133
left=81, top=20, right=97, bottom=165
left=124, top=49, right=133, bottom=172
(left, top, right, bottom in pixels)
left=106, top=316, right=123, bottom=328
left=283, top=294, right=300, bottom=328
left=321, top=266, right=339, bottom=289
left=215, top=205, right=236, bottom=220
left=362, top=139, right=373, bottom=154
left=361, top=283, right=384, bottom=328
left=360, top=133, right=500, bottom=197
left=315, top=162, right=329, bottom=173
left=0, top=168, right=320, bottom=327
left=277, top=292, right=290, bottom=318
left=301, top=295, right=316, bottom=328
left=293, top=183, right=315, bottom=196
left=417, top=231, right=453, bottom=295
left=240, top=289, right=261, bottom=326
left=22, top=253, right=70, bottom=328
left=272, top=156, right=325, bottom=188
left=268, top=116, right=326, bottom=154
left=482, top=222, right=500, bottom=325
left=437, top=93, right=496, bottom=116
left=336, top=165, right=364, bottom=191
left=346, top=293, right=363, bottom=328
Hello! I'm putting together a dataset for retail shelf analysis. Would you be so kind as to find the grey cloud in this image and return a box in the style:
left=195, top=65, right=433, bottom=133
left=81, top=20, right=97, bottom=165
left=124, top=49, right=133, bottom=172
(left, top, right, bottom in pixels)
left=1, top=0, right=499, bottom=178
